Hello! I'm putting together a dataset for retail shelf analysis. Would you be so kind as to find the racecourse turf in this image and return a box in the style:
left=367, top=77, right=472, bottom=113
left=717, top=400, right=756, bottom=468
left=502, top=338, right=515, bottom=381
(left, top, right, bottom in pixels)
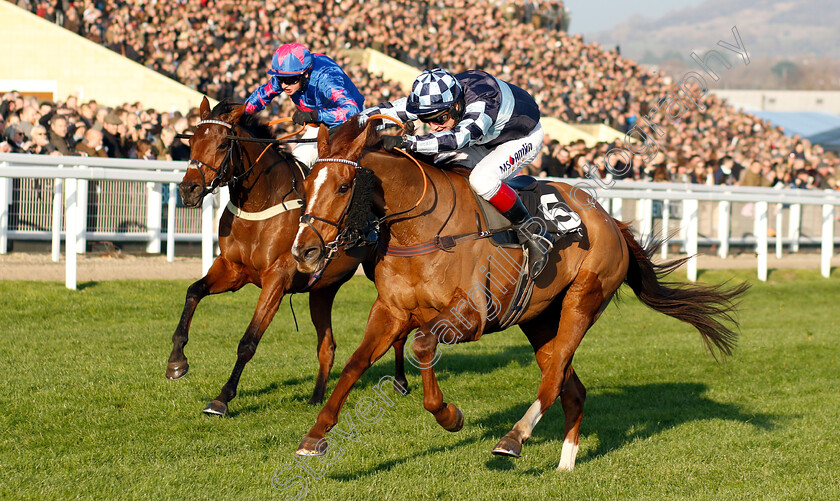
left=1, top=268, right=839, bottom=500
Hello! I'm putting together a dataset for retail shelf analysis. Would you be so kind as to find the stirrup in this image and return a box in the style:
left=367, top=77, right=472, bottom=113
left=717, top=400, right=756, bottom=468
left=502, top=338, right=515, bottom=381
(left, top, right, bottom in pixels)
left=521, top=230, right=553, bottom=279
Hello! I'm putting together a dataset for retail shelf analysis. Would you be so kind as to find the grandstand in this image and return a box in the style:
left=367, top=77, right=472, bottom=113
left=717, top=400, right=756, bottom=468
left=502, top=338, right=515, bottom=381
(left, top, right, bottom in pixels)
left=3, top=0, right=836, bottom=189
left=1, top=0, right=839, bottom=284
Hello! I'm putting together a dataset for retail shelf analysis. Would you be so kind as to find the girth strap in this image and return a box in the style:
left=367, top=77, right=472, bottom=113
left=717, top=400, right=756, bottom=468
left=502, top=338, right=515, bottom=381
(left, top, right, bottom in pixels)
left=380, top=227, right=514, bottom=257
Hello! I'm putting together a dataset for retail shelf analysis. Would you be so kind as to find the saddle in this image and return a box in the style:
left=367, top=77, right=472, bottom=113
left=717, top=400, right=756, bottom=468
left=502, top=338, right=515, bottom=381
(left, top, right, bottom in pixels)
left=471, top=175, right=583, bottom=247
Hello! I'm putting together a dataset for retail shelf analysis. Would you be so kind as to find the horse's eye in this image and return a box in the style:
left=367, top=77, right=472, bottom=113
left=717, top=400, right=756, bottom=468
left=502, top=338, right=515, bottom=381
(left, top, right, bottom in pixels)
left=337, top=183, right=351, bottom=194
left=217, top=142, right=228, bottom=151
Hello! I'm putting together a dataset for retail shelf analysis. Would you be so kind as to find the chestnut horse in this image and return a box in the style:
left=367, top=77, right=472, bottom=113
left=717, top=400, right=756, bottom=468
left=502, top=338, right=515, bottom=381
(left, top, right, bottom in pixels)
left=167, top=98, right=406, bottom=415
left=290, top=116, right=748, bottom=470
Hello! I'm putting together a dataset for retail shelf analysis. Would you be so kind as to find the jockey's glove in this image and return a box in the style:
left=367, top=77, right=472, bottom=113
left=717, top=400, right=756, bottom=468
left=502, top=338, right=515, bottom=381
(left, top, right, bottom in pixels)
left=292, top=110, right=320, bottom=125
left=382, top=134, right=408, bottom=152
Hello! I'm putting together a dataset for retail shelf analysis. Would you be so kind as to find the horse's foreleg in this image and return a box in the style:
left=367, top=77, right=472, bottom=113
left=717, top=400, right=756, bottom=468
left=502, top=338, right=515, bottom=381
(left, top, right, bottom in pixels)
left=307, top=285, right=341, bottom=406
left=166, top=258, right=245, bottom=380
left=297, top=299, right=409, bottom=456
left=412, top=294, right=482, bottom=433
left=392, top=337, right=409, bottom=394
left=411, top=323, right=464, bottom=433
left=203, top=278, right=286, bottom=416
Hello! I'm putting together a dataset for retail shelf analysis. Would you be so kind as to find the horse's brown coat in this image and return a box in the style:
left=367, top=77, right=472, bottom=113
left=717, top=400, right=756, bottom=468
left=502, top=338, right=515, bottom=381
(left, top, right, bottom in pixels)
left=291, top=116, right=747, bottom=468
left=166, top=99, right=406, bottom=414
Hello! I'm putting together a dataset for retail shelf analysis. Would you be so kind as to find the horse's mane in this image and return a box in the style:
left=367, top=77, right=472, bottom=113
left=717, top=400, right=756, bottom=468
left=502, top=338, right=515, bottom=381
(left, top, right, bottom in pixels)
left=210, top=100, right=274, bottom=140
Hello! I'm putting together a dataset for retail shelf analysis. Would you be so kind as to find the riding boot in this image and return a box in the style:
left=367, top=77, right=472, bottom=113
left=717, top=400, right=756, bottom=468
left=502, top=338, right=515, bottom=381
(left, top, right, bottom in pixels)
left=489, top=184, right=554, bottom=279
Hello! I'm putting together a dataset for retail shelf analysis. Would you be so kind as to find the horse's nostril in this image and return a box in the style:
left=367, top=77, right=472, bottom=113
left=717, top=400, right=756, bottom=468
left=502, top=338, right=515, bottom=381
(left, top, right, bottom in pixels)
left=303, top=247, right=320, bottom=263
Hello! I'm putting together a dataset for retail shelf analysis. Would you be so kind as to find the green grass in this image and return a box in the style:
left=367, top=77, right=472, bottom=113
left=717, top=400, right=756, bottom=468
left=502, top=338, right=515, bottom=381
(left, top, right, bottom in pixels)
left=1, top=270, right=839, bottom=500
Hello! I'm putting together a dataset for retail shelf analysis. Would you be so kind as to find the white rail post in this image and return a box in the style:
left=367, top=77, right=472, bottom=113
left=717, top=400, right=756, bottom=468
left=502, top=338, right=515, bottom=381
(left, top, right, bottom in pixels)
left=788, top=203, right=801, bottom=253
left=166, top=182, right=177, bottom=262
left=775, top=203, right=783, bottom=259
left=201, top=192, right=214, bottom=276
left=0, top=169, right=10, bottom=254
left=756, top=201, right=768, bottom=282
left=683, top=197, right=698, bottom=282
left=76, top=177, right=88, bottom=254
left=636, top=194, right=649, bottom=244
left=146, top=181, right=163, bottom=254
left=660, top=196, right=670, bottom=260
left=717, top=199, right=730, bottom=259
left=821, top=203, right=834, bottom=278
left=611, top=197, right=623, bottom=220
left=52, top=176, right=63, bottom=262
left=64, top=177, right=78, bottom=290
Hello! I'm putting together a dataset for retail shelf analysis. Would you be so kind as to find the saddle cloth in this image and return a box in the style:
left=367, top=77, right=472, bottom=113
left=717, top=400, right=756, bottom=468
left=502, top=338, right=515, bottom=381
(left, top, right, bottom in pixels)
left=472, top=175, right=583, bottom=247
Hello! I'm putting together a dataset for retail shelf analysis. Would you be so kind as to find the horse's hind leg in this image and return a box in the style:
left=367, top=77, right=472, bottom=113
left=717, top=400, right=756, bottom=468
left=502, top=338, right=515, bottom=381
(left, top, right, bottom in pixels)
left=492, top=311, right=559, bottom=458
left=491, top=364, right=585, bottom=464
left=493, top=271, right=610, bottom=469
left=557, top=368, right=585, bottom=471
left=167, top=257, right=245, bottom=380
left=204, top=277, right=286, bottom=416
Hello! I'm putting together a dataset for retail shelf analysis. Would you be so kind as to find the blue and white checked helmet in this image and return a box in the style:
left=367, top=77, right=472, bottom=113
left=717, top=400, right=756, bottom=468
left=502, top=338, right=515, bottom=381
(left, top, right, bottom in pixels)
left=406, top=68, right=463, bottom=116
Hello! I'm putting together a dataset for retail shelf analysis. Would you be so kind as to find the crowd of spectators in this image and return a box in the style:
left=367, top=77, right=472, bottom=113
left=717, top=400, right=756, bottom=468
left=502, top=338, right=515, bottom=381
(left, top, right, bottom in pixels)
left=0, top=90, right=197, bottom=162
left=4, top=0, right=837, bottom=190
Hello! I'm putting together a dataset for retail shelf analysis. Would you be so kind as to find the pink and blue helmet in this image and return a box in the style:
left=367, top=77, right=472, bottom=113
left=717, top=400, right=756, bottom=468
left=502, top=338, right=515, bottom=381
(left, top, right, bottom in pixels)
left=267, top=43, right=313, bottom=76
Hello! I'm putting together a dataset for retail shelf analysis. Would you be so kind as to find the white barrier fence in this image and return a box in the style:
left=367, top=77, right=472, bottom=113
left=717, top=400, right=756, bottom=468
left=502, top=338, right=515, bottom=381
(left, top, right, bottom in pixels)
left=2, top=153, right=840, bottom=289
left=0, top=153, right=232, bottom=289
left=548, top=176, right=840, bottom=281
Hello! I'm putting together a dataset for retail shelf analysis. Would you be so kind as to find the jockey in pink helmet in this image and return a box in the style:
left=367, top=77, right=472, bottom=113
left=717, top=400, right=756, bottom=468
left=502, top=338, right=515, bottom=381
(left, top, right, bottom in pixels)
left=245, top=43, right=365, bottom=167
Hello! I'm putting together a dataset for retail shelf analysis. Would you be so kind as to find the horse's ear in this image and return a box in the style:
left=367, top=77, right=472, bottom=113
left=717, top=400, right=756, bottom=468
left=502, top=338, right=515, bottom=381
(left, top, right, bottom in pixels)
left=346, top=119, right=372, bottom=159
left=226, top=104, right=246, bottom=124
left=199, top=97, right=211, bottom=119
left=317, top=124, right=331, bottom=158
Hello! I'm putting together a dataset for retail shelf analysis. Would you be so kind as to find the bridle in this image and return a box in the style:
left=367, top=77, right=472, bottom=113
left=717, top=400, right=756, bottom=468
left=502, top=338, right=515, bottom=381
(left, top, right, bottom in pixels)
left=298, top=158, right=370, bottom=261
left=183, top=118, right=316, bottom=200
left=187, top=119, right=251, bottom=200
left=299, top=149, right=428, bottom=263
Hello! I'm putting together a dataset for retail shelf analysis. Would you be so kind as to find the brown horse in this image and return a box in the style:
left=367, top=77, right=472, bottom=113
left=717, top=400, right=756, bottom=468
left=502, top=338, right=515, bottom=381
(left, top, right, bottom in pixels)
left=167, top=98, right=406, bottom=415
left=290, top=116, right=748, bottom=470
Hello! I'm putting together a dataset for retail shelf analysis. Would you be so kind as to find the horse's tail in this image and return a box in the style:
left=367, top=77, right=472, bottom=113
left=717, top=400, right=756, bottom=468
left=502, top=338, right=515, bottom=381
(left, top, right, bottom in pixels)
left=616, top=220, right=750, bottom=358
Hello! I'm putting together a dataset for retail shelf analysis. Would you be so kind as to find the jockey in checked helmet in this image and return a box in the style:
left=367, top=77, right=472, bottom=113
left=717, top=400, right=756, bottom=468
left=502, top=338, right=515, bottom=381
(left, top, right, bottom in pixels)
left=245, top=43, right=365, bottom=167
left=361, top=68, right=553, bottom=279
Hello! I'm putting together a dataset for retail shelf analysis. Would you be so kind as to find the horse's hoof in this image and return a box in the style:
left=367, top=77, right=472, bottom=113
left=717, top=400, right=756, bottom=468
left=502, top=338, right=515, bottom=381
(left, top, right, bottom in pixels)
left=202, top=400, right=228, bottom=417
left=307, top=394, right=324, bottom=406
left=444, top=406, right=464, bottom=432
left=394, top=379, right=410, bottom=395
left=165, top=361, right=189, bottom=380
left=492, top=435, right=522, bottom=458
left=295, top=436, right=326, bottom=456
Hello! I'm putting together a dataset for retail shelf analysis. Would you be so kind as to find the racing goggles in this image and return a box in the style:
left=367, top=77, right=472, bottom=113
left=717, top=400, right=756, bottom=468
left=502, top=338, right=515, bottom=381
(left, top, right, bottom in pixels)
left=278, top=75, right=303, bottom=86
left=418, top=109, right=452, bottom=125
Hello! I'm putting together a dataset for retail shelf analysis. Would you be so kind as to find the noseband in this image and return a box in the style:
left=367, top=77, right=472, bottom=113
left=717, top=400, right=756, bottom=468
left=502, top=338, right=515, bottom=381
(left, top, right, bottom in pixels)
left=299, top=158, right=369, bottom=260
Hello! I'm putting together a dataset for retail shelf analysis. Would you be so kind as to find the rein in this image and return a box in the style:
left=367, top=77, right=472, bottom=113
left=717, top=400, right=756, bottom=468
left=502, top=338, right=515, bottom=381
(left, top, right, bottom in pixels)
left=300, top=114, right=519, bottom=262
left=188, top=117, right=308, bottom=217
left=299, top=114, right=428, bottom=263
